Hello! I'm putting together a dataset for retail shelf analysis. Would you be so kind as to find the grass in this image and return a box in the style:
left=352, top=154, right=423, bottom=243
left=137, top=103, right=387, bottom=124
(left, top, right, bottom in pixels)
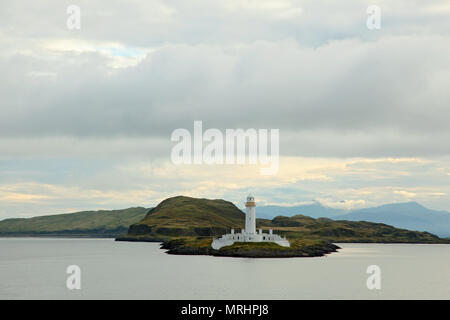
left=127, top=196, right=245, bottom=237
left=0, top=207, right=149, bottom=237
left=161, top=236, right=340, bottom=257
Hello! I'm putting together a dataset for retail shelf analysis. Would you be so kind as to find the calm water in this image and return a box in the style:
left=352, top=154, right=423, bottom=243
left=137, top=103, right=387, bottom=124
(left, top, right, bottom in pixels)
left=0, top=238, right=449, bottom=299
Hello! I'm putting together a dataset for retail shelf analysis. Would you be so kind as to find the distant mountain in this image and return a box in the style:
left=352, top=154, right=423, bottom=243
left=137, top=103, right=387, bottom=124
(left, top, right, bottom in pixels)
left=0, top=207, right=149, bottom=237
left=255, top=203, right=345, bottom=219
left=336, top=202, right=450, bottom=237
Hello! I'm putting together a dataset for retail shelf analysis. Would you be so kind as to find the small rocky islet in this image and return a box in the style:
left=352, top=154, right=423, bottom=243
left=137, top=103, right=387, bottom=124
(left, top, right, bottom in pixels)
left=160, top=237, right=340, bottom=258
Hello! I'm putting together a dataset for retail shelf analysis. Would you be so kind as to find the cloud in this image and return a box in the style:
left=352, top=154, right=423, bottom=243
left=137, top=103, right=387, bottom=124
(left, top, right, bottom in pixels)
left=317, top=198, right=368, bottom=210
left=393, top=190, right=417, bottom=198
left=0, top=192, right=52, bottom=203
left=0, top=0, right=450, bottom=217
left=224, top=0, right=303, bottom=20
left=1, top=156, right=449, bottom=218
left=1, top=35, right=450, bottom=159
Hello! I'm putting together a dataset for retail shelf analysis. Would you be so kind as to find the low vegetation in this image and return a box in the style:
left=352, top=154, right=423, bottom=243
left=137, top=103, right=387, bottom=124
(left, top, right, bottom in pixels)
left=161, top=237, right=340, bottom=258
left=257, top=215, right=447, bottom=243
left=123, top=196, right=245, bottom=239
left=0, top=207, right=148, bottom=237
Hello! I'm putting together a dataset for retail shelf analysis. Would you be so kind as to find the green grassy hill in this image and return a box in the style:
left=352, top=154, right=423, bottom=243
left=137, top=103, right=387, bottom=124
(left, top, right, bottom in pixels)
left=0, top=207, right=148, bottom=237
left=123, top=196, right=245, bottom=239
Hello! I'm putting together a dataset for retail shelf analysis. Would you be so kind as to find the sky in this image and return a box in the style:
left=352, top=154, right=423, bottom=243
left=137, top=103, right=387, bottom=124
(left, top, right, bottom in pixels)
left=1, top=0, right=450, bottom=219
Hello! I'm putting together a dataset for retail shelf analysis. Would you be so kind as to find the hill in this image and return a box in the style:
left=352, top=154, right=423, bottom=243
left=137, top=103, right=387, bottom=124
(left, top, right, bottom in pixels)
left=257, top=214, right=445, bottom=243
left=337, top=202, right=450, bottom=237
left=121, top=196, right=245, bottom=240
left=0, top=207, right=148, bottom=237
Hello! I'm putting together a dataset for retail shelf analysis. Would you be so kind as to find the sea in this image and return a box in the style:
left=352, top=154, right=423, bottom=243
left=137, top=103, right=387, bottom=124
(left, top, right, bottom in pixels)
left=1, top=238, right=449, bottom=299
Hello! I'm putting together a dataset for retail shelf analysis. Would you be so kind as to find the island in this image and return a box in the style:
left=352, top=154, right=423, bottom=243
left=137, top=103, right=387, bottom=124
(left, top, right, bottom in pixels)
left=161, top=237, right=340, bottom=258
left=116, top=195, right=449, bottom=258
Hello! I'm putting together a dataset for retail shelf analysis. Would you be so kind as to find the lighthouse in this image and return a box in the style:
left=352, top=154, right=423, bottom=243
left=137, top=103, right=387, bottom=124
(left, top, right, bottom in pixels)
left=211, top=194, right=290, bottom=250
left=245, top=194, right=256, bottom=236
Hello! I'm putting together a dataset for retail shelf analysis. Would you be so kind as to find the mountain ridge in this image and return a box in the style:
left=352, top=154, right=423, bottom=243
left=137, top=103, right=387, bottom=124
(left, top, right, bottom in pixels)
left=256, top=201, right=450, bottom=237
left=338, top=202, right=450, bottom=237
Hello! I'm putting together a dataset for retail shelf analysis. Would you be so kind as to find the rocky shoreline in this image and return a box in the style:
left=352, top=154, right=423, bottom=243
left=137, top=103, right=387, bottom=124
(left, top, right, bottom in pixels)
left=159, top=238, right=340, bottom=258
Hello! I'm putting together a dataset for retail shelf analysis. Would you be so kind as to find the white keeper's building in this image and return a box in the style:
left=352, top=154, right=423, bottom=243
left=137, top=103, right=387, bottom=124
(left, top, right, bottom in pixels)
left=211, top=195, right=290, bottom=250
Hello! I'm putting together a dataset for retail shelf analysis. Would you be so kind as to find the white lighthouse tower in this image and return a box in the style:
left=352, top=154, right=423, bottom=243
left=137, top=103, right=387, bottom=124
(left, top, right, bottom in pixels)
left=211, top=194, right=290, bottom=250
left=245, top=194, right=256, bottom=237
